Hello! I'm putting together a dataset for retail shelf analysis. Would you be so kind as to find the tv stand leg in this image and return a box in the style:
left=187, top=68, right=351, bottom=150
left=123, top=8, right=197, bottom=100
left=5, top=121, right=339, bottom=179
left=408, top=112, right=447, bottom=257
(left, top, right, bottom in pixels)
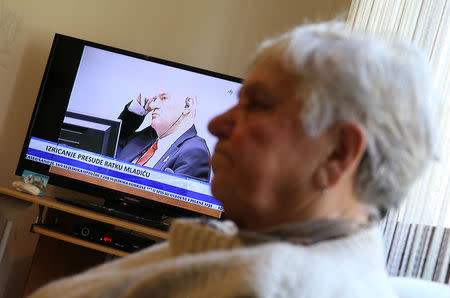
left=0, top=220, right=14, bottom=264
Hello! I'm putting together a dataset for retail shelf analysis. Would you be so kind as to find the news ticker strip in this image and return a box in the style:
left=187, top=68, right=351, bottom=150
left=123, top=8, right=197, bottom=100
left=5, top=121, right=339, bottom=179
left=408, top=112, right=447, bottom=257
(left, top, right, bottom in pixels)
left=26, top=137, right=223, bottom=211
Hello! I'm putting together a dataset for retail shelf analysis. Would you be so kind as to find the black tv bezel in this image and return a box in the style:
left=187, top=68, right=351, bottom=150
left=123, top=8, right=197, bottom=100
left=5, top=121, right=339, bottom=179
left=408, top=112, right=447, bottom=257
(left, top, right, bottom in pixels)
left=16, top=33, right=242, bottom=217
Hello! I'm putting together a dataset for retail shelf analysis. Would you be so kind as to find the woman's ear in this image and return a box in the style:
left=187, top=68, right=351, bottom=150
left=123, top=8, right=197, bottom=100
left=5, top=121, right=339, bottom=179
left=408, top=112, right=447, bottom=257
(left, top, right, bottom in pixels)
left=313, top=122, right=366, bottom=189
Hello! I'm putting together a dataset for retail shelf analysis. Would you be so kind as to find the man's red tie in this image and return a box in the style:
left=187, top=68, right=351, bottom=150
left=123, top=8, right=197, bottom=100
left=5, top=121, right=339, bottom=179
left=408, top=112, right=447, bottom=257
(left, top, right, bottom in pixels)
left=136, top=140, right=158, bottom=166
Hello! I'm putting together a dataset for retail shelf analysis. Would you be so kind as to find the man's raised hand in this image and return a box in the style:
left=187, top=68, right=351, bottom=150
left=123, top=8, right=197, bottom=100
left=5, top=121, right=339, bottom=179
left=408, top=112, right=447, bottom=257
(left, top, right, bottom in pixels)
left=128, top=93, right=151, bottom=116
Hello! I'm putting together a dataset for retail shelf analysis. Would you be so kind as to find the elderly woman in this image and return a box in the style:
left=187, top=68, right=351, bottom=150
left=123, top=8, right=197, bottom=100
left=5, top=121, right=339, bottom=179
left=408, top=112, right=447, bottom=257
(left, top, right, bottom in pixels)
left=29, top=21, right=433, bottom=298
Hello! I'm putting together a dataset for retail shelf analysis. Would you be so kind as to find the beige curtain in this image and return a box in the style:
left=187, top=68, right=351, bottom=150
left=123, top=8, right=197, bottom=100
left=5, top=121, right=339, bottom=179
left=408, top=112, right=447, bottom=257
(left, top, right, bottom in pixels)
left=347, top=0, right=450, bottom=283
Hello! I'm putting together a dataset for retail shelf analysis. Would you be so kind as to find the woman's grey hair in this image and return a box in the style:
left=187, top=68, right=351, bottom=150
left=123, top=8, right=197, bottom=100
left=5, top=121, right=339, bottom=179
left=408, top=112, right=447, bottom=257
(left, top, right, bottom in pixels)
left=255, top=21, right=434, bottom=218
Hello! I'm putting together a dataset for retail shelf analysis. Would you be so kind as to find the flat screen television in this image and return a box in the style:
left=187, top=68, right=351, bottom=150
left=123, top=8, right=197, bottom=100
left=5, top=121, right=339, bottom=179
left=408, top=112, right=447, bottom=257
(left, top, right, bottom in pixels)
left=16, top=33, right=241, bottom=221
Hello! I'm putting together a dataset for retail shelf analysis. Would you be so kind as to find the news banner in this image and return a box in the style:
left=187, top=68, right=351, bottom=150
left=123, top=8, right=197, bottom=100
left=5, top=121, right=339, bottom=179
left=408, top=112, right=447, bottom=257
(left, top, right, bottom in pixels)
left=25, top=137, right=223, bottom=212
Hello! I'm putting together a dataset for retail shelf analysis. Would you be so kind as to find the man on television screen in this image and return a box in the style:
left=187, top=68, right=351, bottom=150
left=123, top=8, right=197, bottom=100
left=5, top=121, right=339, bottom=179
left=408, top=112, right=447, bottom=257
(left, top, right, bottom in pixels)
left=116, top=90, right=211, bottom=182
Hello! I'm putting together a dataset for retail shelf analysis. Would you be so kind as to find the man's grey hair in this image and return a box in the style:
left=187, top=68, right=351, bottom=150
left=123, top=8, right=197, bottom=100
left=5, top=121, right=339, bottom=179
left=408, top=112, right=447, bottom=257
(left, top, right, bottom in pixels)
left=255, top=21, right=434, bottom=218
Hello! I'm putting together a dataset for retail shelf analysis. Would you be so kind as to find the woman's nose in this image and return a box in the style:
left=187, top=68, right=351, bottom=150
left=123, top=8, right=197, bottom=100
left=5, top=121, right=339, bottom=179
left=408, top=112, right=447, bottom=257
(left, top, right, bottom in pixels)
left=208, top=106, right=237, bottom=139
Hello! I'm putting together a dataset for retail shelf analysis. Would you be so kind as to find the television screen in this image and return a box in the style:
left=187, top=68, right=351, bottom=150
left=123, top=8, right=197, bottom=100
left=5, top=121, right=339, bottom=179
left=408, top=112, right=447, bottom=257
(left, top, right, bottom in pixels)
left=16, top=34, right=241, bottom=219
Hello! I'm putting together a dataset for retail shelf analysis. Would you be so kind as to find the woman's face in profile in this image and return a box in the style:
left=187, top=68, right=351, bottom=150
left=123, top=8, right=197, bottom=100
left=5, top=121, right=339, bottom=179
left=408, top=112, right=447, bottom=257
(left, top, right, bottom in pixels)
left=208, top=59, right=327, bottom=229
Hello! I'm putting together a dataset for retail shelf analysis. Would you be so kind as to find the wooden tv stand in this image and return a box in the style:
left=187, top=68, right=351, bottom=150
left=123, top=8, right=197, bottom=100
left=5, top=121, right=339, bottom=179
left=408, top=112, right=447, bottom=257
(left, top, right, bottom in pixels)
left=0, top=186, right=168, bottom=296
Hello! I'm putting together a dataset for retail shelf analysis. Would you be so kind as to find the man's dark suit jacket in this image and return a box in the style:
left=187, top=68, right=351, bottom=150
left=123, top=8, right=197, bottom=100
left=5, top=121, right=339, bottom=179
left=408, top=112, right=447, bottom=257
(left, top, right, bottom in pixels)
left=116, top=104, right=211, bottom=182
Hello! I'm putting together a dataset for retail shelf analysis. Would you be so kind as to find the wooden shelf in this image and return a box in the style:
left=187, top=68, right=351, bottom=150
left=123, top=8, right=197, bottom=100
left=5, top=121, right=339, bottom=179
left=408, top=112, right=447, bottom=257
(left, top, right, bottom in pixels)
left=0, top=186, right=169, bottom=240
left=31, top=225, right=129, bottom=257
left=1, top=185, right=169, bottom=295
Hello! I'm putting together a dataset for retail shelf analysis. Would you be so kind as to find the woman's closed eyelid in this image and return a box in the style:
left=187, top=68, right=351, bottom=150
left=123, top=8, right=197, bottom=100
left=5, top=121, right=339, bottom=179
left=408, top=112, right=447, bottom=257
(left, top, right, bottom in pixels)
left=247, top=97, right=275, bottom=110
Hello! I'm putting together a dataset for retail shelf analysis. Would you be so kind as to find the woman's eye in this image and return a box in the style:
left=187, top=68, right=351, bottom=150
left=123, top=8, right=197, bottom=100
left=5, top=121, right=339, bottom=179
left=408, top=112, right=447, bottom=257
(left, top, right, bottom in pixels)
left=248, top=98, right=273, bottom=110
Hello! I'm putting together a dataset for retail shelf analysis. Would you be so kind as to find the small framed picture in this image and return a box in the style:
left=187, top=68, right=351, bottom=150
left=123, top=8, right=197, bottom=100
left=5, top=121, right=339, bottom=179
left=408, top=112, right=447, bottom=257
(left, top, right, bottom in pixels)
left=21, top=170, right=49, bottom=196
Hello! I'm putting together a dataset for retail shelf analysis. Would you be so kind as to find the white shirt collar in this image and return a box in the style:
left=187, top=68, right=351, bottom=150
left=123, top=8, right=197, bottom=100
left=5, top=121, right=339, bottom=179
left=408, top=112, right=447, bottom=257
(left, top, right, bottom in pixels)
left=142, top=121, right=193, bottom=168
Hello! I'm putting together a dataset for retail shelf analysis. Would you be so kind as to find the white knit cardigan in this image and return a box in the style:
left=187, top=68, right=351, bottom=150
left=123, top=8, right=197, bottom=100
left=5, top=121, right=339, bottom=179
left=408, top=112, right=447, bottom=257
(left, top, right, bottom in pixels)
left=29, top=219, right=398, bottom=298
